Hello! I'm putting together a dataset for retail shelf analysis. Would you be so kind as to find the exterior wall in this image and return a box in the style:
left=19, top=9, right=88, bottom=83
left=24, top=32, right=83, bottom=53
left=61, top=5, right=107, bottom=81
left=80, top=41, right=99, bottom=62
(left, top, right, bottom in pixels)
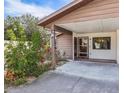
left=56, top=33, right=72, bottom=59
left=73, top=31, right=117, bottom=60
left=47, top=0, right=119, bottom=27
left=46, top=0, right=118, bottom=61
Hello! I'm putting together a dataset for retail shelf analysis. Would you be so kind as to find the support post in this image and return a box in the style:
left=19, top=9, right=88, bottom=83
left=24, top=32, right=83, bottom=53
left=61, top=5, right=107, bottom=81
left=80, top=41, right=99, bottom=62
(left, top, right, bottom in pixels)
left=72, top=34, right=74, bottom=61
left=117, top=29, right=119, bottom=64
left=51, top=25, right=56, bottom=69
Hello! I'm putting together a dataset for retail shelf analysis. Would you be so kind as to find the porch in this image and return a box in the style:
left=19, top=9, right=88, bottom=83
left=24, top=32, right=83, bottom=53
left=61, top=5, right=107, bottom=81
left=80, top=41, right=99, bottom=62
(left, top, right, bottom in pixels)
left=54, top=18, right=119, bottom=63
left=55, top=60, right=119, bottom=81
left=38, top=0, right=119, bottom=64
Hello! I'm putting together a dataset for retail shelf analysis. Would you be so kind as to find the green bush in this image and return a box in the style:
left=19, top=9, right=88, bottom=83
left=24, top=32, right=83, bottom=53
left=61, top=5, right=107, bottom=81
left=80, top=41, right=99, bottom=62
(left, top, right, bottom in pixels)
left=13, top=77, right=27, bottom=86
left=31, top=63, right=51, bottom=77
left=4, top=22, right=51, bottom=86
left=5, top=31, right=40, bottom=77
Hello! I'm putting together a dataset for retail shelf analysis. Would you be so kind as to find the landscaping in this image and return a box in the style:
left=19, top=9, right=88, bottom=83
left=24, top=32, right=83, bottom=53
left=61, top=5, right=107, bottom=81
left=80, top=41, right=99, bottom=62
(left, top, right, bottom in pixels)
left=4, top=14, right=68, bottom=89
left=4, top=14, right=53, bottom=87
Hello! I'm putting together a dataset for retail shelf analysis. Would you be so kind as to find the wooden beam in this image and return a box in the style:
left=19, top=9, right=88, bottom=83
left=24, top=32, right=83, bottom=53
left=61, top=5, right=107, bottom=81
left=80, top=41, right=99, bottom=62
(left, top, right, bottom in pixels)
left=54, top=25, right=72, bottom=34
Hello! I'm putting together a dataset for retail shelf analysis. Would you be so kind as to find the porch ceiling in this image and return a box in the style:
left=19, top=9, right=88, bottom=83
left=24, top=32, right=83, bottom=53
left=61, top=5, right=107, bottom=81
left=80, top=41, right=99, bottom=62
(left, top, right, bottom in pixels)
left=56, top=18, right=119, bottom=33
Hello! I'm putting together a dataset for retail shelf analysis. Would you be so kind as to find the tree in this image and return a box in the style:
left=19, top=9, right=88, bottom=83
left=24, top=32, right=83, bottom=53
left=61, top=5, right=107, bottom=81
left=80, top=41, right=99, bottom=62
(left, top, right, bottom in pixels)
left=4, top=14, right=44, bottom=40
left=20, top=14, right=39, bottom=40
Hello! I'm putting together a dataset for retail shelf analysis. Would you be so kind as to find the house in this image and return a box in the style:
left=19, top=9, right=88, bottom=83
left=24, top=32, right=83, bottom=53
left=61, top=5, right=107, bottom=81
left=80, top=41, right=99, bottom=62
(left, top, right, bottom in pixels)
left=38, top=0, right=119, bottom=63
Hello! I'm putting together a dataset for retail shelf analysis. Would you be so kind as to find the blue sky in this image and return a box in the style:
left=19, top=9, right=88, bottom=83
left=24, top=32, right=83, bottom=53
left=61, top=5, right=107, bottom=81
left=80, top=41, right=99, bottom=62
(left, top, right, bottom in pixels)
left=4, top=0, right=72, bottom=18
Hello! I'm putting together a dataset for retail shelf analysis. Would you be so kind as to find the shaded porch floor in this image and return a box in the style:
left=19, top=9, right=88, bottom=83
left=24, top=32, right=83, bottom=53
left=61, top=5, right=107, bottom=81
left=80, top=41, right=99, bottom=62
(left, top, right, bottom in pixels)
left=55, top=61, right=118, bottom=81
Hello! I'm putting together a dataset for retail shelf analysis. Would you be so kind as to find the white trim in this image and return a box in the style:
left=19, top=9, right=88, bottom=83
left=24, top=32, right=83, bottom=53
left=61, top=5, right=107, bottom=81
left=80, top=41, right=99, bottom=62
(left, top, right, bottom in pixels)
left=72, top=32, right=74, bottom=60
left=117, top=29, right=119, bottom=63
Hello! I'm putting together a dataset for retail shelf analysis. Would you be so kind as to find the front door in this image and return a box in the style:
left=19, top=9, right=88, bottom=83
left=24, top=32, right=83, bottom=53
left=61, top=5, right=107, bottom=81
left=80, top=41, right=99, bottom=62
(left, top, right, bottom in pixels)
left=77, top=37, right=89, bottom=59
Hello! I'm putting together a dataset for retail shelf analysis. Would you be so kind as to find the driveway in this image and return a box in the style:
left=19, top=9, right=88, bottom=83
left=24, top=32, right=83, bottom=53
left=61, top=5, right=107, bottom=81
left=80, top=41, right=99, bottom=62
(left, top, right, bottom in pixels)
left=7, top=61, right=119, bottom=93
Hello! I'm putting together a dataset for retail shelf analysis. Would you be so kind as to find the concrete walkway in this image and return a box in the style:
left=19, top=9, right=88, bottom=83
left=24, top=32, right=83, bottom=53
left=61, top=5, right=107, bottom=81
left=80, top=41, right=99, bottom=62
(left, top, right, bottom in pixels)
left=55, top=61, right=119, bottom=81
left=7, top=61, right=119, bottom=93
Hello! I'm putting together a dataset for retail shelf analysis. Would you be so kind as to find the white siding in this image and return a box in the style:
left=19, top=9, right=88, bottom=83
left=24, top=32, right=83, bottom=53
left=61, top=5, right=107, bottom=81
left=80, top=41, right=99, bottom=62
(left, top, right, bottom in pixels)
left=73, top=31, right=117, bottom=60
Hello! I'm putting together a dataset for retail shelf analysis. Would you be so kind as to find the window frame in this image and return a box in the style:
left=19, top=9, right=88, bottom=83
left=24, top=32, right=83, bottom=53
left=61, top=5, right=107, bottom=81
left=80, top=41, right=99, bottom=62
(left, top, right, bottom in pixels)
left=92, top=37, right=111, bottom=50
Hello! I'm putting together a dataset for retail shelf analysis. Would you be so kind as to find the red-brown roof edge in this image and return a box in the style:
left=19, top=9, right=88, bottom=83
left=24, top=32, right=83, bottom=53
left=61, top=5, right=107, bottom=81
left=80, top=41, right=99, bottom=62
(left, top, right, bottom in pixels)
left=38, top=0, right=93, bottom=27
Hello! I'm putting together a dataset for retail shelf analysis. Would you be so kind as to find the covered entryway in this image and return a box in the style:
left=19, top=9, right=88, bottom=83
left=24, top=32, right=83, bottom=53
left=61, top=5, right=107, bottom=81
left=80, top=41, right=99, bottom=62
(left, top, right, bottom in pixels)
left=38, top=0, right=119, bottom=63
left=56, top=18, right=119, bottom=62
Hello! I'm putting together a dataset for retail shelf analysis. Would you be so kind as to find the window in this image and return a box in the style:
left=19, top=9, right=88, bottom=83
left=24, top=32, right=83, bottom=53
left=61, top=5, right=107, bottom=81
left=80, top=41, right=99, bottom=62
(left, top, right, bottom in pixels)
left=93, top=37, right=111, bottom=49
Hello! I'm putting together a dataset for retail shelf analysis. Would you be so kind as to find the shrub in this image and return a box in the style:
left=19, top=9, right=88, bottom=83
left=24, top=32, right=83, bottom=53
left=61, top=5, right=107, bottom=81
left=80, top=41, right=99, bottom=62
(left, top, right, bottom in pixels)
left=4, top=23, right=51, bottom=86
left=4, top=31, right=40, bottom=77
left=31, top=62, right=51, bottom=77
left=5, top=70, right=16, bottom=84
left=5, top=70, right=26, bottom=86
left=13, top=77, right=26, bottom=86
left=56, top=50, right=66, bottom=61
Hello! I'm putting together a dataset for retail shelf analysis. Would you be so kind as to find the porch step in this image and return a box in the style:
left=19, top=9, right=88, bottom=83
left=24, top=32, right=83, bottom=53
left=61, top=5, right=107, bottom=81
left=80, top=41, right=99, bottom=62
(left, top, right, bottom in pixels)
left=74, top=58, right=117, bottom=63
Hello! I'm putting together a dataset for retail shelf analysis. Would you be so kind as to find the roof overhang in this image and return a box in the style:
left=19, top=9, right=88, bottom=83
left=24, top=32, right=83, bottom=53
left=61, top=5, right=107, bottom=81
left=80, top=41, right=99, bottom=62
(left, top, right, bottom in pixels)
left=38, top=0, right=93, bottom=27
left=56, top=18, right=119, bottom=33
